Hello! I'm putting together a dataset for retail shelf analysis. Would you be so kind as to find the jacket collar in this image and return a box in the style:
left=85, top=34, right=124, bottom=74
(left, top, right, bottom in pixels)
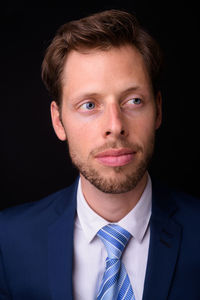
left=142, top=180, right=182, bottom=300
left=48, top=179, right=78, bottom=300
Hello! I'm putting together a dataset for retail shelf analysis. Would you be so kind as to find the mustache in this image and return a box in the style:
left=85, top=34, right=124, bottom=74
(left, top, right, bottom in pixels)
left=90, top=141, right=143, bottom=157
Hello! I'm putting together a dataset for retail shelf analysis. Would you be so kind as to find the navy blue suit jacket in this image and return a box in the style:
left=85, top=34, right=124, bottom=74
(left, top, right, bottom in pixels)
left=0, top=178, right=200, bottom=299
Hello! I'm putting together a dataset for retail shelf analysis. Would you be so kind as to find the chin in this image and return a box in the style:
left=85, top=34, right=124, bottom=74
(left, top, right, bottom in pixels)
left=81, top=164, right=147, bottom=194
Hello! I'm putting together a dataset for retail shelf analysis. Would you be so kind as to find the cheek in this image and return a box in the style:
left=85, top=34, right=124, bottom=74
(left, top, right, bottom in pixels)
left=132, top=110, right=157, bottom=143
left=64, top=119, right=95, bottom=155
left=65, top=114, right=101, bottom=138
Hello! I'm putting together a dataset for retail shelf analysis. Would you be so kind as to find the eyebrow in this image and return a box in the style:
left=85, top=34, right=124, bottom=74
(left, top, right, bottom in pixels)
left=121, top=86, right=141, bottom=96
left=70, top=86, right=142, bottom=101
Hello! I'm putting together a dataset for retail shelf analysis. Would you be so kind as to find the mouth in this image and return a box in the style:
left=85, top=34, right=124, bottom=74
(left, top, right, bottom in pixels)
left=95, top=148, right=136, bottom=167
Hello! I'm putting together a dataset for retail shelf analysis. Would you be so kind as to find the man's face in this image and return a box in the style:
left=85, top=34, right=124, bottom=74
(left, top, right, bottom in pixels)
left=51, top=45, right=162, bottom=193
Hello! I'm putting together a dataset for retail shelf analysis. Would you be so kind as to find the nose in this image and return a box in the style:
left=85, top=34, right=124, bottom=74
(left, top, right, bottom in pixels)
left=102, top=102, right=128, bottom=138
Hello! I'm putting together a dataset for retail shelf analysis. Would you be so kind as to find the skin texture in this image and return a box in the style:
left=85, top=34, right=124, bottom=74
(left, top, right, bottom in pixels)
left=51, top=45, right=162, bottom=222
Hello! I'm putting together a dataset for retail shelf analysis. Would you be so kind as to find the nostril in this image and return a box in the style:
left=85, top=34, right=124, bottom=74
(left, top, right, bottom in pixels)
left=105, top=131, right=111, bottom=136
left=105, top=129, right=125, bottom=136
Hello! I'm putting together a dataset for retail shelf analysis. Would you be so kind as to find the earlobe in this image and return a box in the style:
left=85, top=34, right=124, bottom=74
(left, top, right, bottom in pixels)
left=155, top=91, right=162, bottom=129
left=50, top=101, right=67, bottom=141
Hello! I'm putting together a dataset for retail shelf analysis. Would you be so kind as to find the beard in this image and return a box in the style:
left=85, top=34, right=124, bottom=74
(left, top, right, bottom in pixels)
left=67, top=136, right=155, bottom=194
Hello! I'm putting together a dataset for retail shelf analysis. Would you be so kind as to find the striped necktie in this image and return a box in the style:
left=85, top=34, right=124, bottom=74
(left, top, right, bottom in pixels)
left=97, top=224, right=135, bottom=300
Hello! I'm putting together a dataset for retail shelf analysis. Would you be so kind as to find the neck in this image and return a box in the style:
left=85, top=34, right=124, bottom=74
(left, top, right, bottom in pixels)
left=80, top=172, right=148, bottom=222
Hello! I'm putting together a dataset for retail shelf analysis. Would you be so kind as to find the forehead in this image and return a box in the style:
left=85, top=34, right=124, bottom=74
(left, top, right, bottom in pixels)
left=62, top=45, right=152, bottom=98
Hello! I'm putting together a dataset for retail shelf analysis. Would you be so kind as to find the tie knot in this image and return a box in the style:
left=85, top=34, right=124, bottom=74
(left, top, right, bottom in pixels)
left=97, top=224, right=132, bottom=259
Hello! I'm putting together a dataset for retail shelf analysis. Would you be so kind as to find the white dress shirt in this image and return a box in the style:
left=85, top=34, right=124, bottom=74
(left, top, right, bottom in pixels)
left=73, top=175, right=152, bottom=300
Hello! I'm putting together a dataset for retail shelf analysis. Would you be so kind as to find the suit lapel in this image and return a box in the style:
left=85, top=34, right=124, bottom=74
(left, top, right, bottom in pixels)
left=142, top=182, right=182, bottom=300
left=48, top=180, right=78, bottom=300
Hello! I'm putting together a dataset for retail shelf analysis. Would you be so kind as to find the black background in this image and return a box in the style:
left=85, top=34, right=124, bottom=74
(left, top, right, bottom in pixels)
left=1, top=1, right=199, bottom=210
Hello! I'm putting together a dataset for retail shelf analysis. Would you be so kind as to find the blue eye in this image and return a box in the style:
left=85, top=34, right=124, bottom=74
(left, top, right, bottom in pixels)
left=81, top=102, right=95, bottom=110
left=128, top=98, right=141, bottom=105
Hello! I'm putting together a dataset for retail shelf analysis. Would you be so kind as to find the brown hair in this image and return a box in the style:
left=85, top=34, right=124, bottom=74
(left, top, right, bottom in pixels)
left=41, top=9, right=163, bottom=106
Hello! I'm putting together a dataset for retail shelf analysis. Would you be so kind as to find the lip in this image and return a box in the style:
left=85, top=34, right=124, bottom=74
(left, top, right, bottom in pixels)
left=95, top=148, right=136, bottom=167
left=95, top=148, right=135, bottom=157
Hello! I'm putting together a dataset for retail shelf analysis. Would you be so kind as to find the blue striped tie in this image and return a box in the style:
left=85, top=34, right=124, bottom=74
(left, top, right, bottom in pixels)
left=97, top=224, right=135, bottom=300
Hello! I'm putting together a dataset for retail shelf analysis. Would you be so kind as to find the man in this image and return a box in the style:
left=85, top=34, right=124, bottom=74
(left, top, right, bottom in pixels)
left=0, top=9, right=200, bottom=300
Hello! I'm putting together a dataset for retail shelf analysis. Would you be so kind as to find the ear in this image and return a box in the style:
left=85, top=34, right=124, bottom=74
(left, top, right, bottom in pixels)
left=155, top=91, right=162, bottom=130
left=50, top=101, right=67, bottom=141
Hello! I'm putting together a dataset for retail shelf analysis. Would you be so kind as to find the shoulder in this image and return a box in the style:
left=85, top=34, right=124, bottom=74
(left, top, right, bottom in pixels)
left=171, top=189, right=200, bottom=227
left=152, top=179, right=200, bottom=225
left=0, top=179, right=78, bottom=236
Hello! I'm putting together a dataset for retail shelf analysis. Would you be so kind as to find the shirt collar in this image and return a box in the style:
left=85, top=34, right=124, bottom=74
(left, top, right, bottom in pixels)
left=76, top=174, right=152, bottom=244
